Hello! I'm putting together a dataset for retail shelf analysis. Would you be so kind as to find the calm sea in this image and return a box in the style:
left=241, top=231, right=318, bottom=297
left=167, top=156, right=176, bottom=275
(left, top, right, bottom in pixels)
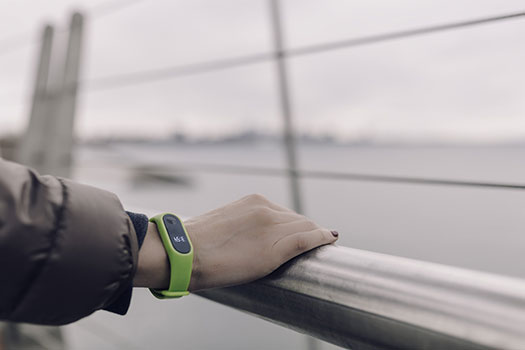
left=64, top=142, right=525, bottom=349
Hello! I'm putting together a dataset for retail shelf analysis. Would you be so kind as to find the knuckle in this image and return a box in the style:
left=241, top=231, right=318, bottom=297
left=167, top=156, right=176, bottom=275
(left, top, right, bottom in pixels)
left=247, top=193, right=269, bottom=204
left=320, top=229, right=334, bottom=244
left=305, top=219, right=318, bottom=231
left=240, top=193, right=256, bottom=203
left=294, top=237, right=309, bottom=252
left=317, top=228, right=331, bottom=243
left=295, top=213, right=308, bottom=221
left=254, top=206, right=276, bottom=225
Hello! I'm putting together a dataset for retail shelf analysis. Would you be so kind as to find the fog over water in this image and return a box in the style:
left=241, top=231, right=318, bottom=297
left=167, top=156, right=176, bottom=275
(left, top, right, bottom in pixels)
left=3, top=1, right=525, bottom=348
left=64, top=142, right=525, bottom=349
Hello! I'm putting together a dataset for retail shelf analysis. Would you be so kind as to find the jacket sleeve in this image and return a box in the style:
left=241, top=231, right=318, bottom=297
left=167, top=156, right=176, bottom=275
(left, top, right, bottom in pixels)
left=0, top=159, right=139, bottom=325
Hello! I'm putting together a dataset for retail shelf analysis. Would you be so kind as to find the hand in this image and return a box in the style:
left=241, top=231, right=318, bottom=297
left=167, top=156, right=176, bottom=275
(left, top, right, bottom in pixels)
left=186, top=194, right=338, bottom=291
left=134, top=194, right=339, bottom=291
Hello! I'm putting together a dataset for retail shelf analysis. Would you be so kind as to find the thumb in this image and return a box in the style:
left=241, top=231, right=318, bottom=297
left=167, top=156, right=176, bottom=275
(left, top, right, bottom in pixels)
left=273, top=228, right=338, bottom=262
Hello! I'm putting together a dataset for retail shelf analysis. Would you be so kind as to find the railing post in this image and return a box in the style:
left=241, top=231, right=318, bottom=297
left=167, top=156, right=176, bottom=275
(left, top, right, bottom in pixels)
left=268, top=1, right=318, bottom=349
left=268, top=0, right=303, bottom=215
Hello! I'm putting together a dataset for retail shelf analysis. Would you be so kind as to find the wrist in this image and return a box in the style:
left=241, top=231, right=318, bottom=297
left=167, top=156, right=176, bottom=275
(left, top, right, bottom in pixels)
left=133, top=222, right=170, bottom=288
left=185, top=221, right=201, bottom=291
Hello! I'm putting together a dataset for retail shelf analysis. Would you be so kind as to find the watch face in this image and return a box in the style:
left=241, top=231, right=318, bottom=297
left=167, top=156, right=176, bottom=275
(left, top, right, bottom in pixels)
left=163, top=214, right=192, bottom=254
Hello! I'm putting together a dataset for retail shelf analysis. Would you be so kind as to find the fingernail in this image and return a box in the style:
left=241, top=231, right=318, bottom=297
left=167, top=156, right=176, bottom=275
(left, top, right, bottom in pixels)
left=331, top=230, right=339, bottom=237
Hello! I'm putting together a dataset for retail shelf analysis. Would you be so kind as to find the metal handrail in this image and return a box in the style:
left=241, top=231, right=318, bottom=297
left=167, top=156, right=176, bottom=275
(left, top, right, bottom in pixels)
left=197, top=245, right=525, bottom=350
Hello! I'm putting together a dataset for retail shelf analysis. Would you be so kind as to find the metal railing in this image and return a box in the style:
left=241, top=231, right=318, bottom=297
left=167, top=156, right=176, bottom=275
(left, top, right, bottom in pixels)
left=4, top=3, right=525, bottom=350
left=198, top=244, right=525, bottom=350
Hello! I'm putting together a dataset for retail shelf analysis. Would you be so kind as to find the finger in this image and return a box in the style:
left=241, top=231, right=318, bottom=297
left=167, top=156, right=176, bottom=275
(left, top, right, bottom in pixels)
left=265, top=200, right=295, bottom=213
left=270, top=208, right=306, bottom=223
left=271, top=219, right=320, bottom=239
left=238, top=194, right=294, bottom=213
left=250, top=206, right=305, bottom=226
left=273, top=228, right=338, bottom=263
left=199, top=194, right=263, bottom=217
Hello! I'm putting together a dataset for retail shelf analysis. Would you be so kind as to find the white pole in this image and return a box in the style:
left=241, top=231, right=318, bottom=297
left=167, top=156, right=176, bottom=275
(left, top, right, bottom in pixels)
left=47, top=12, right=84, bottom=178
left=17, top=25, right=54, bottom=169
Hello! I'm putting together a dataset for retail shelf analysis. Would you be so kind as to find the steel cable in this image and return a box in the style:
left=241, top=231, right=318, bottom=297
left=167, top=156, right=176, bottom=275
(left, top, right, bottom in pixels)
left=84, top=10, right=525, bottom=91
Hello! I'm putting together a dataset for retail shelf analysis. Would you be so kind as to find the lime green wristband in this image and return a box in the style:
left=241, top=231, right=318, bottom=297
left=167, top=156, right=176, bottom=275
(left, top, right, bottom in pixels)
left=149, top=213, right=194, bottom=299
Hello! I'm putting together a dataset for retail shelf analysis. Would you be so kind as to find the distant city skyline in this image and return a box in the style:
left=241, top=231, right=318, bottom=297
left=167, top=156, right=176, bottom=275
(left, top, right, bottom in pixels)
left=1, top=0, right=525, bottom=143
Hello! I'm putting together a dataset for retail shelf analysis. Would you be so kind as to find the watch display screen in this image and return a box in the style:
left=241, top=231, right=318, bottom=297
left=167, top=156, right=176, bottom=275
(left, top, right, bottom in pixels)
left=163, top=214, right=191, bottom=254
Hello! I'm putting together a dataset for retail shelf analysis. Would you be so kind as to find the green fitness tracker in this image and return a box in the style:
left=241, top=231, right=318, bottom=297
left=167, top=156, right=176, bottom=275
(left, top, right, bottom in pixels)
left=149, top=213, right=194, bottom=299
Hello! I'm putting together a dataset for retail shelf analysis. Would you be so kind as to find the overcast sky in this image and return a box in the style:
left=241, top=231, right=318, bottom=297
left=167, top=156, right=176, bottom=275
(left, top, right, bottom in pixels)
left=1, top=0, right=525, bottom=141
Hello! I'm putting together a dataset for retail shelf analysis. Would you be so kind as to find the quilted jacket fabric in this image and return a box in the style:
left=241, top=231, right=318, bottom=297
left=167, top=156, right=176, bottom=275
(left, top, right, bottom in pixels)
left=0, top=159, right=138, bottom=325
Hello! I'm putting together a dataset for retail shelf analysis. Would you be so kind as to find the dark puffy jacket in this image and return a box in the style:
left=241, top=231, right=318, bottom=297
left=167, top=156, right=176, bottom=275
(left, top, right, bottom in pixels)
left=0, top=159, right=138, bottom=325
